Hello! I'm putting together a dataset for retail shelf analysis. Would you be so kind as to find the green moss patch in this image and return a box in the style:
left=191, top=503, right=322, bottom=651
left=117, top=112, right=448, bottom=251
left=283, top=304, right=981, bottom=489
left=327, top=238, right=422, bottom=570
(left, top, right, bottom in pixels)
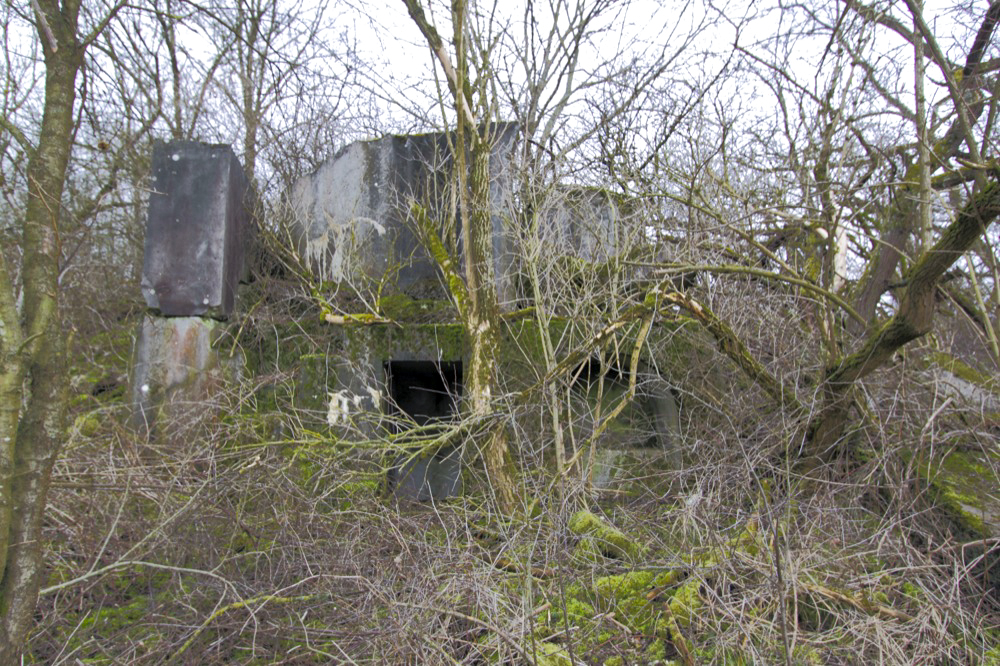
left=377, top=292, right=457, bottom=322
left=528, top=641, right=573, bottom=665
left=667, top=578, right=702, bottom=628
left=922, top=450, right=999, bottom=539
left=569, top=509, right=641, bottom=560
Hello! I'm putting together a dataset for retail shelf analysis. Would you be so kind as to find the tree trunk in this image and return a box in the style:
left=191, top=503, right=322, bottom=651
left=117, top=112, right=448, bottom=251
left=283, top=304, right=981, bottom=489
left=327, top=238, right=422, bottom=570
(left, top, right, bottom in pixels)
left=0, top=0, right=81, bottom=659
left=403, top=0, right=518, bottom=510
left=807, top=177, right=1000, bottom=462
left=462, top=136, right=517, bottom=510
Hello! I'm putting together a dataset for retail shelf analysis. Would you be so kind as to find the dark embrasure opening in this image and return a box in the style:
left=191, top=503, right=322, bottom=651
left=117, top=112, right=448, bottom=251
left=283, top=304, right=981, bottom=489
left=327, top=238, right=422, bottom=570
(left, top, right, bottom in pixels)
left=383, top=360, right=463, bottom=429
left=383, top=361, right=464, bottom=501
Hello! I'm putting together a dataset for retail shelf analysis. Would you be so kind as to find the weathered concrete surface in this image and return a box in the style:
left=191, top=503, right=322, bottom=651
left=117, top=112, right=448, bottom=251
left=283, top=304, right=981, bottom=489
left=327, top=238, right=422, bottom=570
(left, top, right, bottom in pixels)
left=540, top=187, right=625, bottom=262
left=289, top=124, right=519, bottom=302
left=390, top=446, right=463, bottom=502
left=292, top=328, right=466, bottom=501
left=142, top=141, right=253, bottom=318
left=312, top=323, right=465, bottom=430
left=130, top=316, right=232, bottom=437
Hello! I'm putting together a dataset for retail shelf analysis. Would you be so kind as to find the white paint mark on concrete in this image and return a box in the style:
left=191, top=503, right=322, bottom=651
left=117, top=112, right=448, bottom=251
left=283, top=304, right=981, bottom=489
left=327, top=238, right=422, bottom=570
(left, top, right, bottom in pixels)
left=327, top=390, right=351, bottom=426
left=355, top=217, right=386, bottom=236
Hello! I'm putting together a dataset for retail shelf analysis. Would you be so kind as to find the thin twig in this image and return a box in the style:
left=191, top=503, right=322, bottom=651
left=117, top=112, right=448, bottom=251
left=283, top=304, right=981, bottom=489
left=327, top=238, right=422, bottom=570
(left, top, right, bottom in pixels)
left=169, top=592, right=323, bottom=662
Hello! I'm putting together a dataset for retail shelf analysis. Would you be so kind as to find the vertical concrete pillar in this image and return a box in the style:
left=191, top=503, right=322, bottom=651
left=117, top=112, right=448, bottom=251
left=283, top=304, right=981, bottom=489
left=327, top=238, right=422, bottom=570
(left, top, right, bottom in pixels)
left=131, top=141, right=252, bottom=436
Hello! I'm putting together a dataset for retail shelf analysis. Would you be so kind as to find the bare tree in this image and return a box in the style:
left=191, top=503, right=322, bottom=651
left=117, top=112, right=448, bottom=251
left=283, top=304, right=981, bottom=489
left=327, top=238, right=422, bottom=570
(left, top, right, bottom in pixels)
left=200, top=0, right=352, bottom=196
left=0, top=0, right=132, bottom=658
left=602, top=0, right=1000, bottom=466
left=398, top=0, right=519, bottom=509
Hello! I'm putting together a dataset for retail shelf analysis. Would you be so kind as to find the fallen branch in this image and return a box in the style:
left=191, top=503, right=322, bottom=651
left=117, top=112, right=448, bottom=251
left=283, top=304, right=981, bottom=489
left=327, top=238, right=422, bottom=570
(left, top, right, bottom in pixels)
left=169, top=592, right=324, bottom=663
left=799, top=580, right=914, bottom=623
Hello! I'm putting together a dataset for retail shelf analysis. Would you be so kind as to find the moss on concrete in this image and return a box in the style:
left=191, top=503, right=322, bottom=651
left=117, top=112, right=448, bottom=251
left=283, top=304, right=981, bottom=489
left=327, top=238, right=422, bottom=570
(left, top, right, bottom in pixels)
left=927, top=351, right=998, bottom=389
left=341, top=323, right=466, bottom=365
left=920, top=449, right=999, bottom=540
left=377, top=292, right=457, bottom=322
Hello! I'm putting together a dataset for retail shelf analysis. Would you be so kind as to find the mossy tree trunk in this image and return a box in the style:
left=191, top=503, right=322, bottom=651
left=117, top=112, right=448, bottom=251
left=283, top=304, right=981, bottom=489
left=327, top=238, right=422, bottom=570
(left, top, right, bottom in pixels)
left=403, top=0, right=517, bottom=510
left=806, top=177, right=1000, bottom=463
left=0, top=0, right=115, bottom=658
left=459, top=135, right=518, bottom=510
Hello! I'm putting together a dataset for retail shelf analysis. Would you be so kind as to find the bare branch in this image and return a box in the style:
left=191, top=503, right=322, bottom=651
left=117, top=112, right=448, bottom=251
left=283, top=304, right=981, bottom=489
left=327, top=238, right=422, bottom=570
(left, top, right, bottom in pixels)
left=29, top=0, right=57, bottom=53
left=400, top=0, right=476, bottom=127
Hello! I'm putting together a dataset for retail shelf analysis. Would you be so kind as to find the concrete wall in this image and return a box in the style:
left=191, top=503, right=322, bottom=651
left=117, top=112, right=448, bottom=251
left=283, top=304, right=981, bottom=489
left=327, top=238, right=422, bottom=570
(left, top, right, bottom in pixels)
left=289, top=124, right=520, bottom=302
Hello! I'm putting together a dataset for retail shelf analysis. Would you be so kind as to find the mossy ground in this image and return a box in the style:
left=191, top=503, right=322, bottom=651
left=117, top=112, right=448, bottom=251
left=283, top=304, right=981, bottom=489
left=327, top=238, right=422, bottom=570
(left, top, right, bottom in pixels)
left=37, top=297, right=1000, bottom=664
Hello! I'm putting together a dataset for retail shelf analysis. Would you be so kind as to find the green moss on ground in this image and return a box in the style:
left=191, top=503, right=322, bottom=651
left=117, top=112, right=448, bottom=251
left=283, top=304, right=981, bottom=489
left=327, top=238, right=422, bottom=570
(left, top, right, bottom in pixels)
left=602, top=571, right=673, bottom=626
left=50, top=570, right=178, bottom=662
left=529, top=641, right=573, bottom=665
left=568, top=509, right=641, bottom=560
left=645, top=637, right=667, bottom=660
left=667, top=578, right=702, bottom=628
left=72, top=412, right=102, bottom=437
left=539, top=565, right=689, bottom=664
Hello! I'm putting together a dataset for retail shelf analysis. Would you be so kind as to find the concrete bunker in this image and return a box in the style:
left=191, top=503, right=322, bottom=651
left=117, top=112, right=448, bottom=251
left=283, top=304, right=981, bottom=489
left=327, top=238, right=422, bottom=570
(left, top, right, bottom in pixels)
left=289, top=124, right=519, bottom=303
left=569, top=357, right=681, bottom=488
left=384, top=360, right=463, bottom=501
left=131, top=135, right=688, bottom=500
